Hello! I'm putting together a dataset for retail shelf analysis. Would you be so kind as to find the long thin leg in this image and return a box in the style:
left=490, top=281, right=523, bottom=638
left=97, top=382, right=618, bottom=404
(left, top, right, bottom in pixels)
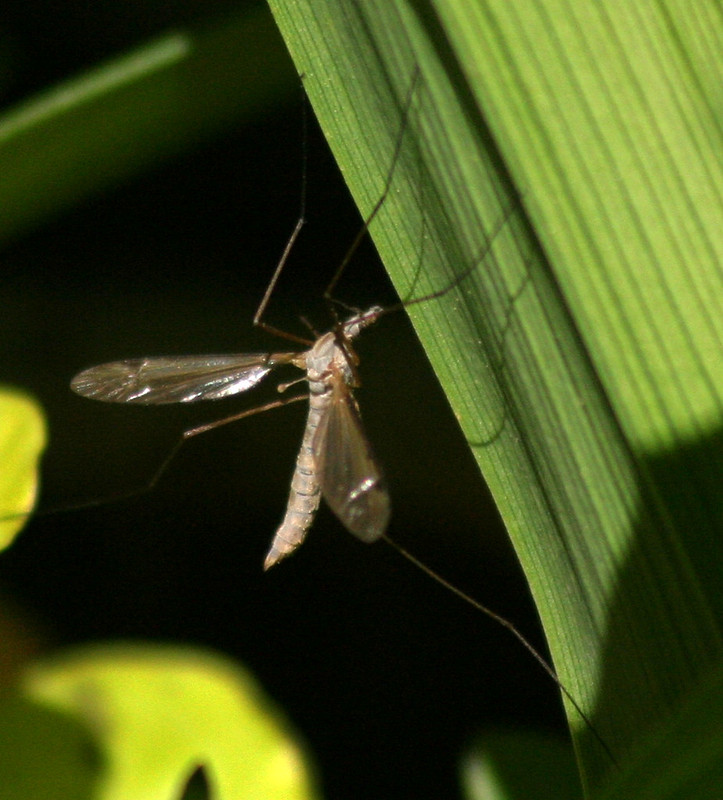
left=383, top=534, right=618, bottom=767
left=255, top=68, right=421, bottom=346
left=183, top=393, right=307, bottom=438
left=324, top=67, right=420, bottom=304
left=17, top=394, right=308, bottom=522
left=253, top=86, right=314, bottom=348
left=366, top=193, right=523, bottom=328
left=324, top=69, right=421, bottom=381
left=252, top=215, right=311, bottom=347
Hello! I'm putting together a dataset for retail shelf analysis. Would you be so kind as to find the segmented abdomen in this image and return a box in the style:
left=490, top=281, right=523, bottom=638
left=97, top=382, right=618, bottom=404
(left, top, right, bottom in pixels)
left=263, top=392, right=328, bottom=570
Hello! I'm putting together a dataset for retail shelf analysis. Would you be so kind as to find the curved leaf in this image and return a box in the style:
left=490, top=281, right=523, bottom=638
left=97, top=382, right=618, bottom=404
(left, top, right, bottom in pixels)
left=266, top=0, right=723, bottom=795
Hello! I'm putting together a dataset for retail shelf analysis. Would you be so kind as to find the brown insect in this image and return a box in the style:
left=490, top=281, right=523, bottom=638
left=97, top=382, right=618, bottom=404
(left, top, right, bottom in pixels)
left=69, top=74, right=426, bottom=570
left=70, top=303, right=390, bottom=570
left=66, top=76, right=616, bottom=767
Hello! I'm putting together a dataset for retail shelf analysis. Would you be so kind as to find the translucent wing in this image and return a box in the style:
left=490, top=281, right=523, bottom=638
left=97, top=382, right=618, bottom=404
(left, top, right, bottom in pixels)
left=71, top=353, right=298, bottom=404
left=314, top=375, right=390, bottom=542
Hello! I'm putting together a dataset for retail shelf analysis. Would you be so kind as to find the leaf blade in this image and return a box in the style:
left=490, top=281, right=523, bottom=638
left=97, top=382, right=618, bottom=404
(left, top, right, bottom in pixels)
left=267, top=0, right=723, bottom=794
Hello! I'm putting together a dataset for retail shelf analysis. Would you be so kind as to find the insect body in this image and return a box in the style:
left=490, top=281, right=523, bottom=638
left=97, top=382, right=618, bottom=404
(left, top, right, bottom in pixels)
left=70, top=306, right=389, bottom=568
left=264, top=306, right=388, bottom=568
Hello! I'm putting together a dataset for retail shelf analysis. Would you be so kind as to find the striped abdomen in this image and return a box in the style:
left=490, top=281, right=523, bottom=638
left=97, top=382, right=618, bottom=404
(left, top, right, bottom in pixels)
left=263, top=390, right=328, bottom=570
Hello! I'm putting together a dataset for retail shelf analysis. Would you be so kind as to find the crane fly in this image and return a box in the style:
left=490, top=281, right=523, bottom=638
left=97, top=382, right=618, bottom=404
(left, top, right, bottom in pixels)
left=69, top=73, right=423, bottom=569
left=70, top=287, right=617, bottom=764
left=52, top=73, right=619, bottom=765
left=70, top=305, right=390, bottom=569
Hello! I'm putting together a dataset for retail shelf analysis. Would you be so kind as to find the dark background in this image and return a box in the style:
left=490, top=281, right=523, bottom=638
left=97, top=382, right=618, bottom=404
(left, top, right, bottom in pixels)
left=0, top=2, right=565, bottom=797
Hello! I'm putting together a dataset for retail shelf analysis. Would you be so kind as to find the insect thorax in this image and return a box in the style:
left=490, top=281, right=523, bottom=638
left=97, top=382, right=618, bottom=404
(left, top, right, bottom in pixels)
left=304, top=306, right=383, bottom=389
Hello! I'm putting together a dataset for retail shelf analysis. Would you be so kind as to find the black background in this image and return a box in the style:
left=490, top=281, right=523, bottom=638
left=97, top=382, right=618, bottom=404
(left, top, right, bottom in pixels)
left=0, top=2, right=564, bottom=797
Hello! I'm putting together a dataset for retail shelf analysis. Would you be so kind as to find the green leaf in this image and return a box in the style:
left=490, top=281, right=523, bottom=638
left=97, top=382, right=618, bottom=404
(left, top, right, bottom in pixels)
left=0, top=6, right=294, bottom=245
left=0, top=695, right=97, bottom=800
left=23, top=643, right=317, bottom=800
left=0, top=387, right=46, bottom=549
left=266, top=0, right=723, bottom=795
left=461, top=730, right=582, bottom=800
left=599, top=667, right=723, bottom=800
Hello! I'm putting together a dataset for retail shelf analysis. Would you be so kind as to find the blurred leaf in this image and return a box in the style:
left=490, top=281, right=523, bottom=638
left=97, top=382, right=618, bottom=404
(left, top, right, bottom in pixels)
left=599, top=666, right=723, bottom=800
left=23, top=643, right=317, bottom=800
left=0, top=694, right=98, bottom=800
left=461, top=730, right=582, bottom=800
left=0, top=6, right=295, bottom=245
left=0, top=387, right=46, bottom=549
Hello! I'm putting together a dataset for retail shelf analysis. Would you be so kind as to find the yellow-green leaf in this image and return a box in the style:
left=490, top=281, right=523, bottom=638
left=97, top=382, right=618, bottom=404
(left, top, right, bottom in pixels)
left=23, top=643, right=317, bottom=800
left=0, top=387, right=46, bottom=549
